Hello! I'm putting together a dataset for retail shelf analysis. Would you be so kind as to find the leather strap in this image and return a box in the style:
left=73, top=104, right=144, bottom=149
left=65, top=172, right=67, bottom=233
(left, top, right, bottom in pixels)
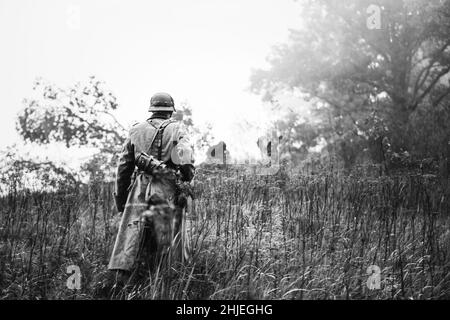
left=149, top=119, right=175, bottom=160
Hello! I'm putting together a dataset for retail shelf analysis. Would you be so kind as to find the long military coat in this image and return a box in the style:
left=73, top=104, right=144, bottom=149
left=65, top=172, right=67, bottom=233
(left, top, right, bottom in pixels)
left=108, top=117, right=193, bottom=271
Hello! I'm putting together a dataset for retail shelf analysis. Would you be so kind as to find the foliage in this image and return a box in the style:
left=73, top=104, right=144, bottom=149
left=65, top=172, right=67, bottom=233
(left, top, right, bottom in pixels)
left=251, top=0, right=450, bottom=164
left=17, top=76, right=126, bottom=152
left=0, top=146, right=79, bottom=194
left=173, top=102, right=215, bottom=156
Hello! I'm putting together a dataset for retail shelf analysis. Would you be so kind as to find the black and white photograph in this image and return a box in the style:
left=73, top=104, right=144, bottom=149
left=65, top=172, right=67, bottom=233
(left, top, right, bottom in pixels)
left=0, top=0, right=449, bottom=305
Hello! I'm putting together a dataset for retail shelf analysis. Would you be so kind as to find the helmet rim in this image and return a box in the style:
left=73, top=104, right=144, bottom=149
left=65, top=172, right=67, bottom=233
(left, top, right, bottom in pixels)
left=149, top=92, right=175, bottom=112
left=148, top=105, right=176, bottom=112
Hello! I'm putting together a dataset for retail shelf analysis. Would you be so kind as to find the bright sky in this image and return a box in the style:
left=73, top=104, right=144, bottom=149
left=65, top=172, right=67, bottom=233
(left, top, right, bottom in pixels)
left=0, top=0, right=303, bottom=164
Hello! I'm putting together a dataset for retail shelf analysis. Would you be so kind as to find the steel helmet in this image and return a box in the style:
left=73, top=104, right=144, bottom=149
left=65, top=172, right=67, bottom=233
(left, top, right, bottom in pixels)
left=148, top=92, right=176, bottom=112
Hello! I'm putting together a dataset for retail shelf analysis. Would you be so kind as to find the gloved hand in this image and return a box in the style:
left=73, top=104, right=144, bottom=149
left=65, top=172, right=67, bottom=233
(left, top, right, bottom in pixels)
left=179, top=164, right=195, bottom=182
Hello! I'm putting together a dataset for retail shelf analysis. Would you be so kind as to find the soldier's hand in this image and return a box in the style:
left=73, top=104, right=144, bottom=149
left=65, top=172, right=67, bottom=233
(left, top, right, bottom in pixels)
left=179, top=164, right=195, bottom=182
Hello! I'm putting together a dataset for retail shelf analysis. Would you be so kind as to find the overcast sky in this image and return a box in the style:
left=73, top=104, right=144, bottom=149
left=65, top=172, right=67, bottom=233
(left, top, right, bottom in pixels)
left=0, top=0, right=304, bottom=164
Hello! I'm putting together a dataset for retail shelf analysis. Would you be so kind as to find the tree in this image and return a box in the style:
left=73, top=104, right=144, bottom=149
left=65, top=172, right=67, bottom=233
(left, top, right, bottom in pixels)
left=17, top=76, right=128, bottom=181
left=251, top=0, right=450, bottom=164
left=18, top=76, right=126, bottom=152
left=273, top=109, right=322, bottom=163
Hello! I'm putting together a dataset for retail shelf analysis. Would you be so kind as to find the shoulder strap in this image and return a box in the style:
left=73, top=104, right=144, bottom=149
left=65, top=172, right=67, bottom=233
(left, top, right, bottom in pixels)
left=149, top=119, right=175, bottom=160
left=145, top=119, right=168, bottom=155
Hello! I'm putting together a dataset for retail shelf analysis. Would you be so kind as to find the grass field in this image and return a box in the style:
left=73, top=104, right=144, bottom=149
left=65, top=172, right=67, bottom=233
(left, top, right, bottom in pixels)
left=1, top=168, right=449, bottom=299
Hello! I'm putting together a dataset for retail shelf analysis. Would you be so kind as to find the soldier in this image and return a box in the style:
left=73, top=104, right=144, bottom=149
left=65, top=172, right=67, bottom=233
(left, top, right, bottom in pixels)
left=108, top=92, right=195, bottom=285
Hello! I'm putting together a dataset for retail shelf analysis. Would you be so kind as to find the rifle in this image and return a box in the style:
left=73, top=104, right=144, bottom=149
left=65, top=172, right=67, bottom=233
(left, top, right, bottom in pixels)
left=135, top=152, right=167, bottom=174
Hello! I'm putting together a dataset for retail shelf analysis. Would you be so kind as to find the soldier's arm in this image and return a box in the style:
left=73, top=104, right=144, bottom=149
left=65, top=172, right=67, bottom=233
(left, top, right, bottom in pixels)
left=114, top=134, right=135, bottom=212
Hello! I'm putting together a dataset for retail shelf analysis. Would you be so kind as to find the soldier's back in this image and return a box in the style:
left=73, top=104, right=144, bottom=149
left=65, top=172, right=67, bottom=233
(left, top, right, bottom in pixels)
left=129, top=118, right=182, bottom=164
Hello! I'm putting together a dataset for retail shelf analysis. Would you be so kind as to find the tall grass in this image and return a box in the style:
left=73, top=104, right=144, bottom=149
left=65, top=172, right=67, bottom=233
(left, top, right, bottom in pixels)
left=0, top=169, right=449, bottom=299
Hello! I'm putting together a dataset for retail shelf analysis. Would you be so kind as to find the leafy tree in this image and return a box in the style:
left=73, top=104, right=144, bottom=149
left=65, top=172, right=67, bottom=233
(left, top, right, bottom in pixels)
left=17, top=76, right=128, bottom=182
left=18, top=76, right=126, bottom=152
left=251, top=0, right=450, bottom=165
left=273, top=109, right=322, bottom=163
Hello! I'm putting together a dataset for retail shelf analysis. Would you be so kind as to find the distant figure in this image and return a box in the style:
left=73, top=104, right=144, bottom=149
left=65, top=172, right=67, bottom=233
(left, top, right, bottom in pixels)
left=108, top=92, right=195, bottom=285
